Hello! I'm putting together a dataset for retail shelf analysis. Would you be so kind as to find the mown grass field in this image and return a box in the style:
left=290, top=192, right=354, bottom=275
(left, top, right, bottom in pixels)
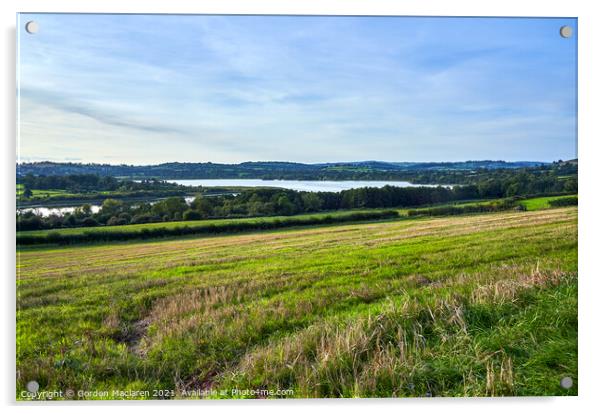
left=16, top=207, right=577, bottom=399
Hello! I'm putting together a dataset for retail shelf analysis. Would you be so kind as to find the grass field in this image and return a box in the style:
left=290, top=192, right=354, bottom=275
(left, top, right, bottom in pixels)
left=16, top=184, right=75, bottom=198
left=16, top=207, right=577, bottom=399
left=519, top=195, right=577, bottom=211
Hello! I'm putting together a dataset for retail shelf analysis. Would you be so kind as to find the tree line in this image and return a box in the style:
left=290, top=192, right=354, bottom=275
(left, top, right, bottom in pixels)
left=17, top=160, right=549, bottom=181
left=17, top=166, right=576, bottom=232
left=17, top=174, right=187, bottom=197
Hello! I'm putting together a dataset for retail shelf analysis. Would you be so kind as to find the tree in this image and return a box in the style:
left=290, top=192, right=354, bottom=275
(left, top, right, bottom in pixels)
left=107, top=216, right=128, bottom=226
left=183, top=209, right=202, bottom=220
left=22, top=186, right=33, bottom=198
left=17, top=215, right=43, bottom=231
left=152, top=197, right=188, bottom=219
left=563, top=177, right=578, bottom=193
left=100, top=199, right=124, bottom=216
left=191, top=196, right=214, bottom=218
left=63, top=214, right=77, bottom=227
left=81, top=217, right=98, bottom=227
left=301, top=193, right=323, bottom=212
left=275, top=194, right=296, bottom=215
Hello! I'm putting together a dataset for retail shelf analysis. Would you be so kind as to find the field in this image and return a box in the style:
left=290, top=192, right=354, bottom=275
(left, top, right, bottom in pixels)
left=16, top=207, right=577, bottom=399
left=519, top=195, right=577, bottom=211
left=16, top=184, right=75, bottom=198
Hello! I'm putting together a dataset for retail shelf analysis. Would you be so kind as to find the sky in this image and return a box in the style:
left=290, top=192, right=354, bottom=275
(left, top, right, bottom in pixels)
left=17, top=14, right=577, bottom=165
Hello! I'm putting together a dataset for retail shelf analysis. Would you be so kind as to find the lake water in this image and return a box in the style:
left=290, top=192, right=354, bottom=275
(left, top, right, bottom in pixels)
left=166, top=179, right=444, bottom=192
left=18, top=205, right=102, bottom=218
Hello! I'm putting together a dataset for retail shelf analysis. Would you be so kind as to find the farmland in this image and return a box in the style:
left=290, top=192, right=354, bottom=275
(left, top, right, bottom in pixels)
left=16, top=183, right=75, bottom=198
left=16, top=206, right=577, bottom=399
left=519, top=195, right=578, bottom=211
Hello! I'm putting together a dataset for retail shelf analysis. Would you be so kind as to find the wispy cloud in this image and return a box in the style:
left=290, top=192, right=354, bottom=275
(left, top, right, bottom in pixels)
left=21, top=87, right=186, bottom=135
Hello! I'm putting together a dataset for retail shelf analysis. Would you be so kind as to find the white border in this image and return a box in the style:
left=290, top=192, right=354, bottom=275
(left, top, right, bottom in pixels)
left=2, top=1, right=601, bottom=413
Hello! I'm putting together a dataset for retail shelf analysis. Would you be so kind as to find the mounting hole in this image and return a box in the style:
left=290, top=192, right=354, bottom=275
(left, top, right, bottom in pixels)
left=26, top=380, right=39, bottom=393
left=559, top=25, right=573, bottom=38
left=560, top=376, right=573, bottom=389
left=25, top=21, right=39, bottom=34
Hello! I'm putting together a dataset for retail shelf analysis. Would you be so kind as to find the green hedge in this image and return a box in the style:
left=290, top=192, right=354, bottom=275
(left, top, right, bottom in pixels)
left=17, top=210, right=399, bottom=246
left=407, top=199, right=518, bottom=217
left=548, top=196, right=578, bottom=207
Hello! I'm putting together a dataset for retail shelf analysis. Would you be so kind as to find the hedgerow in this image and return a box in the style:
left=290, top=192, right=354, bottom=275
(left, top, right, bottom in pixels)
left=17, top=210, right=399, bottom=245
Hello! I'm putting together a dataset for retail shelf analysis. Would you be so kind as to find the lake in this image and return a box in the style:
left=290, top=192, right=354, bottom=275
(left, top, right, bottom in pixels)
left=166, top=179, right=446, bottom=192
left=18, top=205, right=102, bottom=218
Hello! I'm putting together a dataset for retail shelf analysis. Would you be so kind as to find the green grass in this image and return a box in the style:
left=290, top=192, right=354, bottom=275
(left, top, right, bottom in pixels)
left=519, top=195, right=577, bottom=211
left=16, top=184, right=75, bottom=198
left=16, top=207, right=577, bottom=399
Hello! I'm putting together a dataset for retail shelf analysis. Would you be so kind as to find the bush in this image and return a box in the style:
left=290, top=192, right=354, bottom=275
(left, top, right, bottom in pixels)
left=16, top=215, right=44, bottom=231
left=118, top=212, right=132, bottom=222
left=407, top=199, right=517, bottom=217
left=183, top=210, right=202, bottom=221
left=107, top=216, right=128, bottom=226
left=130, top=214, right=158, bottom=224
left=81, top=217, right=98, bottom=227
left=549, top=196, right=578, bottom=207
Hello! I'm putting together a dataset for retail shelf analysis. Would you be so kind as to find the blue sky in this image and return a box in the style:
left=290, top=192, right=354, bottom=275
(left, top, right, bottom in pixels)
left=17, top=14, right=577, bottom=164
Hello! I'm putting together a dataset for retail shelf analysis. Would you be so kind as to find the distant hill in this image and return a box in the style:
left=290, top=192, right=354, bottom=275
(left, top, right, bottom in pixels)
left=16, top=160, right=550, bottom=180
left=558, top=159, right=578, bottom=166
left=343, top=160, right=546, bottom=171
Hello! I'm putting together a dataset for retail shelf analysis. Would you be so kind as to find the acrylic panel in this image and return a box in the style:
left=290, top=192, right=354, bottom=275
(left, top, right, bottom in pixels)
left=16, top=14, right=578, bottom=400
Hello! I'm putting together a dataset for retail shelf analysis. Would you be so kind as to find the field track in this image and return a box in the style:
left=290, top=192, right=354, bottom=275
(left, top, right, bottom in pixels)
left=17, top=207, right=577, bottom=398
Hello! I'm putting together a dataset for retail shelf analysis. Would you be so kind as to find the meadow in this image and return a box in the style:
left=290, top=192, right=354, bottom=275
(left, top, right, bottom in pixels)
left=16, top=183, right=75, bottom=198
left=16, top=206, right=577, bottom=399
left=518, top=195, right=577, bottom=211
